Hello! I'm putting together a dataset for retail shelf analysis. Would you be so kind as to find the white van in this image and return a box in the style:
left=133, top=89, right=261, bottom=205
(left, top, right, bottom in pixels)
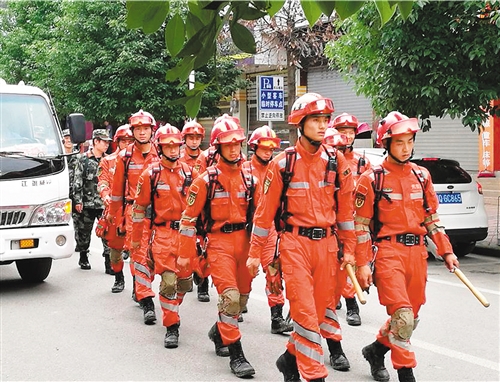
left=0, top=79, right=85, bottom=282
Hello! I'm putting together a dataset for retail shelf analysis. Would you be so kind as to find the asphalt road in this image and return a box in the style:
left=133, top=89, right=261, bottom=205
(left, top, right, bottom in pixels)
left=1, top=244, right=499, bottom=382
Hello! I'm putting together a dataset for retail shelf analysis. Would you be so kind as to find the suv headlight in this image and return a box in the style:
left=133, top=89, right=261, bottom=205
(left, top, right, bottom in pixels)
left=30, top=199, right=72, bottom=226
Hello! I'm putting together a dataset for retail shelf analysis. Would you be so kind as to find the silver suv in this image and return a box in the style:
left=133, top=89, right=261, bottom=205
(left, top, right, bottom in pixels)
left=354, top=148, right=488, bottom=257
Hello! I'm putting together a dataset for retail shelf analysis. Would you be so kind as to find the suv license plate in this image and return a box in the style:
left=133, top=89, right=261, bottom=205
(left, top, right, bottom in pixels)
left=437, top=192, right=462, bottom=204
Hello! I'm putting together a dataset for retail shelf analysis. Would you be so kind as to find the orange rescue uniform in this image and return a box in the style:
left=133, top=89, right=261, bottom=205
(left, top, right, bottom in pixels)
left=249, top=141, right=357, bottom=381
left=179, top=160, right=257, bottom=346
left=109, top=142, right=159, bottom=300
left=354, top=159, right=453, bottom=370
left=132, top=159, right=198, bottom=327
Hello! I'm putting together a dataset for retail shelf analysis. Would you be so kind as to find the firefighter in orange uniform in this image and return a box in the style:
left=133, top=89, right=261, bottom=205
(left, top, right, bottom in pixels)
left=331, top=113, right=372, bottom=326
left=179, top=120, right=205, bottom=169
left=247, top=93, right=358, bottom=382
left=97, top=124, right=134, bottom=291
left=108, top=110, right=159, bottom=325
left=242, top=125, right=293, bottom=334
left=131, top=125, right=198, bottom=349
left=354, top=112, right=460, bottom=382
left=179, top=120, right=212, bottom=303
left=177, top=118, right=257, bottom=378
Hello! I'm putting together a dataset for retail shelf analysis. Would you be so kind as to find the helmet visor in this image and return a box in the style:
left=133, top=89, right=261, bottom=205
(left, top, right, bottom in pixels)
left=388, top=118, right=420, bottom=137
left=257, top=138, right=281, bottom=149
left=217, top=129, right=245, bottom=144
left=304, top=98, right=334, bottom=116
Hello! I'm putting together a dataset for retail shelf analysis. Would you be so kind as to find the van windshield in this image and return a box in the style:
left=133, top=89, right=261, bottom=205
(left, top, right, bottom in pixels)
left=0, top=94, right=62, bottom=157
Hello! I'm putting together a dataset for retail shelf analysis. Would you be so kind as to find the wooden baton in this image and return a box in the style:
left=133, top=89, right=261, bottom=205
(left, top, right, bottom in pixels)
left=452, top=267, right=490, bottom=308
left=346, top=264, right=366, bottom=305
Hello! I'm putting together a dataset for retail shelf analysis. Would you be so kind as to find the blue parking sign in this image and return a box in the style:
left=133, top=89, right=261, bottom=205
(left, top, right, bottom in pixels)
left=258, top=76, right=284, bottom=122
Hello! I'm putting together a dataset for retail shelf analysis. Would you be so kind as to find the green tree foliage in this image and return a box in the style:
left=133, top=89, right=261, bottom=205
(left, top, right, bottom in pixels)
left=126, top=0, right=415, bottom=117
left=325, top=1, right=500, bottom=131
left=0, top=1, right=246, bottom=125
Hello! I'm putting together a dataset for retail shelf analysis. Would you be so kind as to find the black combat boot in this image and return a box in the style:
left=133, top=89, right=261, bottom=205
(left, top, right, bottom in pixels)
left=164, top=323, right=180, bottom=348
left=104, top=253, right=115, bottom=275
left=208, top=323, right=230, bottom=357
left=78, top=251, right=91, bottom=270
left=276, top=350, right=301, bottom=382
left=397, top=367, right=416, bottom=382
left=271, top=305, right=294, bottom=334
left=140, top=297, right=156, bottom=325
left=228, top=340, right=255, bottom=378
left=111, top=271, right=125, bottom=293
left=197, top=277, right=210, bottom=302
left=326, top=338, right=350, bottom=371
left=345, top=297, right=361, bottom=326
left=362, top=340, right=390, bottom=382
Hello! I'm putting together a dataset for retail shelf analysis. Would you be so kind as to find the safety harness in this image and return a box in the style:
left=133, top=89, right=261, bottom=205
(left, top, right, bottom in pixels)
left=371, top=163, right=429, bottom=240
left=149, top=162, right=192, bottom=229
left=274, top=145, right=339, bottom=230
left=198, top=165, right=255, bottom=235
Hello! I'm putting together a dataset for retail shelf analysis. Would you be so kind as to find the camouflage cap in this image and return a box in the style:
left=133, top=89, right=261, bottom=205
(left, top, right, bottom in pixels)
left=62, top=129, right=71, bottom=137
left=92, top=129, right=112, bottom=141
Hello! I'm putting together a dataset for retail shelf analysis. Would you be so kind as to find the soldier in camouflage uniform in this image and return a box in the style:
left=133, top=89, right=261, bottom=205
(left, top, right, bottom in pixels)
left=73, top=129, right=112, bottom=269
left=63, top=129, right=81, bottom=247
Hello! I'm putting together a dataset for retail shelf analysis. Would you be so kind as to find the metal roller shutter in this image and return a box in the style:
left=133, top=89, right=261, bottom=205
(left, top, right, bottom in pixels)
left=416, top=117, right=479, bottom=172
left=307, top=66, right=373, bottom=126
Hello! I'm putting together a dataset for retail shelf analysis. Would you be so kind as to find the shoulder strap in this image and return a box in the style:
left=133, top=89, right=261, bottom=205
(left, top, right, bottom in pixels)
left=241, top=165, right=255, bottom=233
left=274, top=147, right=297, bottom=229
left=201, top=166, right=220, bottom=234
left=371, top=165, right=387, bottom=239
left=410, top=163, right=430, bottom=212
left=180, top=162, right=193, bottom=196
left=121, top=145, right=134, bottom=210
left=149, top=163, right=161, bottom=228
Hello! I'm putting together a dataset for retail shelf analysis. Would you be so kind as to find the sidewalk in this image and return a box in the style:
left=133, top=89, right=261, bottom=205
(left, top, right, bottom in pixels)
left=473, top=175, right=500, bottom=256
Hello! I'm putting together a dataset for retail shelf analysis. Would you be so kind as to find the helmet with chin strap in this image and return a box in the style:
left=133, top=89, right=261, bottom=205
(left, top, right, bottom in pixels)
left=114, top=124, right=133, bottom=142
left=288, top=93, right=334, bottom=126
left=182, top=120, right=205, bottom=138
left=247, top=125, right=281, bottom=151
left=376, top=111, right=419, bottom=147
left=129, top=109, right=155, bottom=128
left=323, top=128, right=349, bottom=147
left=156, top=124, right=182, bottom=146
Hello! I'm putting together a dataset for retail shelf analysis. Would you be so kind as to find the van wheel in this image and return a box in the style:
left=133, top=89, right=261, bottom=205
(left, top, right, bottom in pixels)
left=452, top=242, right=476, bottom=258
left=16, top=258, right=52, bottom=282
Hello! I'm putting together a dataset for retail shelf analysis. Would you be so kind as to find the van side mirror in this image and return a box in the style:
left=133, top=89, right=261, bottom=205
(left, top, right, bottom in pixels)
left=66, top=113, right=86, bottom=144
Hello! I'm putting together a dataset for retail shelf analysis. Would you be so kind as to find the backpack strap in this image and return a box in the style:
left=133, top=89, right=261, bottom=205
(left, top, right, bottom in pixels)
left=371, top=165, right=389, bottom=239
left=122, top=144, right=134, bottom=210
left=241, top=164, right=255, bottom=233
left=149, top=163, right=161, bottom=229
left=201, top=166, right=220, bottom=234
left=409, top=162, right=430, bottom=212
left=274, top=147, right=297, bottom=230
left=179, top=162, right=193, bottom=196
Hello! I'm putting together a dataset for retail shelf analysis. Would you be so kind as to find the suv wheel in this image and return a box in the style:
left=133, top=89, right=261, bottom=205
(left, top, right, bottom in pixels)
left=452, top=242, right=476, bottom=258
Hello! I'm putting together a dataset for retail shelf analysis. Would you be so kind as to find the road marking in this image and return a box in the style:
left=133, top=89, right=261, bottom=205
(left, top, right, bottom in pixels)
left=428, top=277, right=500, bottom=295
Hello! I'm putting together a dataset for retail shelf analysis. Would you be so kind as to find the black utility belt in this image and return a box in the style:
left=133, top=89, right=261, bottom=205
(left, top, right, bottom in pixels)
left=376, top=234, right=423, bottom=246
left=153, top=220, right=180, bottom=230
left=219, top=223, right=246, bottom=233
left=284, top=224, right=335, bottom=241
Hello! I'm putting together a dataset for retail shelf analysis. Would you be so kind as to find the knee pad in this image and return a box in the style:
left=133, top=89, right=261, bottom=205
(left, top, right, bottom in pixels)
left=217, top=288, right=240, bottom=316
left=160, top=271, right=177, bottom=299
left=390, top=307, right=414, bottom=341
left=110, top=248, right=122, bottom=264
left=239, top=293, right=249, bottom=313
left=177, top=275, right=193, bottom=294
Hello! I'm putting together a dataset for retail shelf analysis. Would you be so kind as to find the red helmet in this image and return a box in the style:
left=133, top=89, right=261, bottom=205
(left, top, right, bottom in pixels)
left=332, top=113, right=359, bottom=130
left=323, top=128, right=349, bottom=147
left=356, top=122, right=371, bottom=136
left=113, top=124, right=133, bottom=142
left=376, top=111, right=420, bottom=146
left=156, top=124, right=182, bottom=145
left=182, top=120, right=205, bottom=137
left=288, top=93, right=334, bottom=125
left=248, top=125, right=281, bottom=150
left=129, top=109, right=155, bottom=128
left=214, top=113, right=240, bottom=127
left=211, top=119, right=245, bottom=145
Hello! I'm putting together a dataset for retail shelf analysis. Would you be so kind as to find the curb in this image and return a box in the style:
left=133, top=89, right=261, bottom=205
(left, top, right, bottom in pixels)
left=474, top=244, right=500, bottom=257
